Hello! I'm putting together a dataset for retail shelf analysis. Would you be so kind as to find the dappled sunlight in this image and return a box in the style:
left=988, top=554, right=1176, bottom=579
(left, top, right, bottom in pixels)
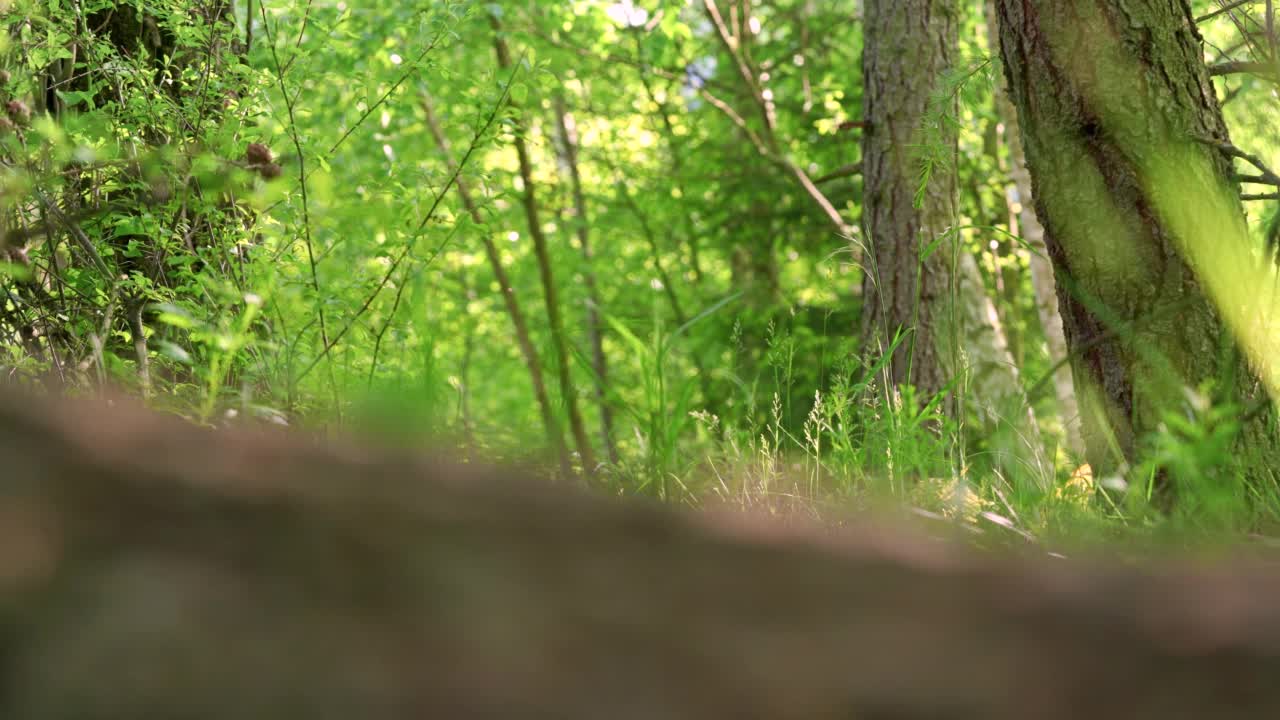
left=3, top=0, right=1280, bottom=542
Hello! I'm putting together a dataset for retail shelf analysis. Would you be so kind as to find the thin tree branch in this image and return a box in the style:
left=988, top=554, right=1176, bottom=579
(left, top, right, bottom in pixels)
left=1197, top=0, right=1256, bottom=24
left=813, top=162, right=863, bottom=185
left=1209, top=60, right=1278, bottom=76
left=259, top=0, right=337, bottom=411
left=422, top=90, right=575, bottom=480
left=491, top=13, right=597, bottom=474
left=294, top=57, right=523, bottom=387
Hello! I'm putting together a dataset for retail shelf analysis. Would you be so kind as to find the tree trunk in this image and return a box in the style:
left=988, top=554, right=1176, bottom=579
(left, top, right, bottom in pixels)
left=860, top=0, right=958, bottom=399
left=994, top=0, right=1280, bottom=493
left=7, top=390, right=1280, bottom=719
left=861, top=0, right=1047, bottom=484
left=491, top=15, right=597, bottom=475
left=950, top=253, right=1050, bottom=482
left=552, top=95, right=618, bottom=465
left=983, top=0, right=1086, bottom=459
left=422, top=95, right=575, bottom=480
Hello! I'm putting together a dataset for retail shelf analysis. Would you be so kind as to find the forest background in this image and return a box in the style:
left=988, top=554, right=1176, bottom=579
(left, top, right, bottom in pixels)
left=4, top=0, right=1280, bottom=546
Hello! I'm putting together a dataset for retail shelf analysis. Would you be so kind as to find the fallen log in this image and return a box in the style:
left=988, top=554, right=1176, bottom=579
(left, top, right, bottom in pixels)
left=2, top=391, right=1280, bottom=719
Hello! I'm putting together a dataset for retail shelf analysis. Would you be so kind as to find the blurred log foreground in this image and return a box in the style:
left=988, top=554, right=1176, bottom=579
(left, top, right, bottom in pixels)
left=3, top=393, right=1280, bottom=719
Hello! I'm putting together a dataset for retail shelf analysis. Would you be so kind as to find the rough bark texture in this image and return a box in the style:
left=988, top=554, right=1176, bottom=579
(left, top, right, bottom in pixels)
left=6, top=391, right=1280, bottom=718
left=983, top=0, right=1086, bottom=459
left=995, top=0, right=1279, bottom=486
left=860, top=0, right=958, bottom=398
left=861, top=0, right=1046, bottom=482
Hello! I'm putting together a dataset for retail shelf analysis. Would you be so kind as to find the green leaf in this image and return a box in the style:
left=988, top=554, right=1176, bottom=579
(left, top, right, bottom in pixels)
left=151, top=303, right=197, bottom=330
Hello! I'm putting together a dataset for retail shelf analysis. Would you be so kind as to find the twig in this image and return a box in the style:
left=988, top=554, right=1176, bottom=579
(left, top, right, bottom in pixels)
left=422, top=88, right=574, bottom=479
left=327, top=30, right=449, bottom=156
left=813, top=163, right=863, bottom=185
left=1198, top=136, right=1280, bottom=187
left=294, top=52, right=524, bottom=385
left=1197, top=0, right=1256, bottom=24
left=1209, top=60, right=1278, bottom=77
left=259, top=0, right=337, bottom=410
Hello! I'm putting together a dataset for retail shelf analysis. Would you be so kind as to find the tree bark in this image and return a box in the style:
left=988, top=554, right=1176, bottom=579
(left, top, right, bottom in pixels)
left=994, top=0, right=1280, bottom=492
left=859, top=0, right=958, bottom=399
left=861, top=0, right=1048, bottom=483
left=6, top=390, right=1280, bottom=718
left=983, top=0, right=1086, bottom=459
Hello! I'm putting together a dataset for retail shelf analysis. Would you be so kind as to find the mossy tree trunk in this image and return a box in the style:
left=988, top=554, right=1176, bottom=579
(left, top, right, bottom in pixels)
left=983, top=0, right=1086, bottom=460
left=994, top=0, right=1280, bottom=497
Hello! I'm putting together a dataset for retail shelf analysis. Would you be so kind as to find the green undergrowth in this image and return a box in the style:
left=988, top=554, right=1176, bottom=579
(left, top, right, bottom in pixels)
left=331, top=317, right=1280, bottom=558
